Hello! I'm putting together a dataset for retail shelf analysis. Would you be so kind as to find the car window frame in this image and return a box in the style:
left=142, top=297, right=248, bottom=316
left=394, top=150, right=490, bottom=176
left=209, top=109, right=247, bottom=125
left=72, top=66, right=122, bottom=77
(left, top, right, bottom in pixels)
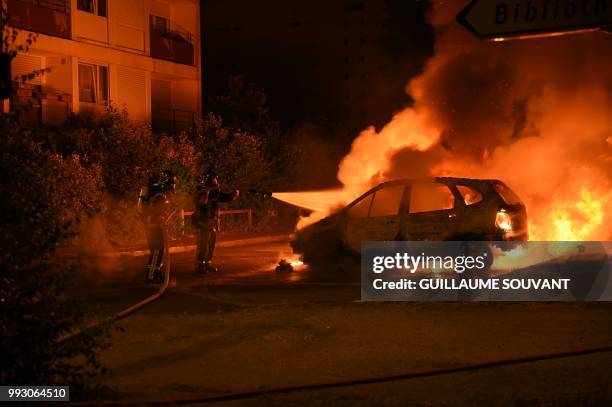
left=368, top=183, right=408, bottom=218
left=454, top=184, right=485, bottom=207
left=345, top=182, right=408, bottom=219
left=345, top=189, right=376, bottom=219
left=493, top=182, right=523, bottom=206
left=406, top=181, right=457, bottom=215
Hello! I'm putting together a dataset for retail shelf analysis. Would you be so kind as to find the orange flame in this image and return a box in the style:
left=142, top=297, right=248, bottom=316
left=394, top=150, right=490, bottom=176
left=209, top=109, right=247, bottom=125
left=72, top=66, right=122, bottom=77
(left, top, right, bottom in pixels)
left=273, top=13, right=611, bottom=241
left=274, top=94, right=611, bottom=240
left=532, top=189, right=607, bottom=241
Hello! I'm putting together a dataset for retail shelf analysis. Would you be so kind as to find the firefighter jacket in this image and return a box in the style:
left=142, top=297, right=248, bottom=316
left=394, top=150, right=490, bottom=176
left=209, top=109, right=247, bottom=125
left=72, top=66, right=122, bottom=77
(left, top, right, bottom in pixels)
left=192, top=185, right=239, bottom=227
left=138, top=183, right=171, bottom=224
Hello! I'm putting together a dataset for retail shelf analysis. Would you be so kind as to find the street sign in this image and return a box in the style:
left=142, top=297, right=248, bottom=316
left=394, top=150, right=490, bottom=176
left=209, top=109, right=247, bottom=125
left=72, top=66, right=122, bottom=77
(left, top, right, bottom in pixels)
left=457, top=0, right=612, bottom=41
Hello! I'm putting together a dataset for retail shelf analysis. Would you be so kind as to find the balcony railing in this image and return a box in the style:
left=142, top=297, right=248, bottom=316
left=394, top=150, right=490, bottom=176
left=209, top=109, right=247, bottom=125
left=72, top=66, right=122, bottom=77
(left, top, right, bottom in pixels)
left=151, top=108, right=196, bottom=134
left=149, top=17, right=195, bottom=66
left=8, top=0, right=71, bottom=39
left=11, top=82, right=72, bottom=126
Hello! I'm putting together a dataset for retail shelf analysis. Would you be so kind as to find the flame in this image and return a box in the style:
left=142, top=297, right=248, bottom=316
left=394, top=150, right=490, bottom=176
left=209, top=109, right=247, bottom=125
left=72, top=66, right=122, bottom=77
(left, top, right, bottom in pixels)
left=275, top=102, right=611, bottom=241
left=273, top=108, right=442, bottom=229
left=532, top=188, right=607, bottom=241
left=337, top=108, right=440, bottom=193
left=272, top=3, right=611, bottom=242
left=290, top=259, right=304, bottom=267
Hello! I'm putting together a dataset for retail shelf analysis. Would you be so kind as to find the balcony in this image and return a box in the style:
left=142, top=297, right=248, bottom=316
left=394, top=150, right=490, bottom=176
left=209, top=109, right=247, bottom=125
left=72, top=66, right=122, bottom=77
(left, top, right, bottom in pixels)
left=8, top=0, right=71, bottom=39
left=149, top=16, right=195, bottom=66
left=11, top=82, right=72, bottom=126
left=151, top=108, right=196, bottom=134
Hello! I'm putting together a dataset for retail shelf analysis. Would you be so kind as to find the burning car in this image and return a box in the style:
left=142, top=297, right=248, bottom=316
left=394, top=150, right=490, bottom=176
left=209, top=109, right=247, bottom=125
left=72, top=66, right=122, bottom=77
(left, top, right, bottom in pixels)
left=291, top=177, right=527, bottom=262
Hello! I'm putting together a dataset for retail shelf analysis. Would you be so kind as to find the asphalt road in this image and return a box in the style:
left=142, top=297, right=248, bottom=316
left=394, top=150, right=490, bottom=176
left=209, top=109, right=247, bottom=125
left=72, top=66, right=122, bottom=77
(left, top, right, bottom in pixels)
left=77, top=240, right=360, bottom=313
left=73, top=241, right=612, bottom=405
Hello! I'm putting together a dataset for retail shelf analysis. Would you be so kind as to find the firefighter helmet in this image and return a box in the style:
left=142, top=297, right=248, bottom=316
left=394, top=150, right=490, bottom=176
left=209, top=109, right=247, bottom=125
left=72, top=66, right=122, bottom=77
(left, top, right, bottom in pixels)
left=203, top=169, right=219, bottom=187
left=158, top=170, right=177, bottom=192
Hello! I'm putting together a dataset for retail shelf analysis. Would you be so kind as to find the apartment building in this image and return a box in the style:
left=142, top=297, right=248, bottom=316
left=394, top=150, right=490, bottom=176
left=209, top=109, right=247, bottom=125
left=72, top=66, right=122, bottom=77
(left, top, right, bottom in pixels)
left=6, top=0, right=201, bottom=133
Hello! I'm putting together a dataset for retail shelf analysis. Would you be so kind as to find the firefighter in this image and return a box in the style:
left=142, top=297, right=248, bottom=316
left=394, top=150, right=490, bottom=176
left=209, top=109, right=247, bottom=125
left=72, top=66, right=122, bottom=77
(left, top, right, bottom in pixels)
left=193, top=170, right=239, bottom=273
left=138, top=170, right=176, bottom=283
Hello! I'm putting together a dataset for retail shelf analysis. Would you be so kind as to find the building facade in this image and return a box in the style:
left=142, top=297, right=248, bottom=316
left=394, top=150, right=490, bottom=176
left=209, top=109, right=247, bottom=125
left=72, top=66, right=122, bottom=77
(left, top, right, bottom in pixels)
left=6, top=0, right=201, bottom=133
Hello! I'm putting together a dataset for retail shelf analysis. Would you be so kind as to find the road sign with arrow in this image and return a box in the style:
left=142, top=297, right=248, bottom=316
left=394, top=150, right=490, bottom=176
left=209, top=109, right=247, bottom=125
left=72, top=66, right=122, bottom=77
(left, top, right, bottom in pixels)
left=457, top=0, right=612, bottom=41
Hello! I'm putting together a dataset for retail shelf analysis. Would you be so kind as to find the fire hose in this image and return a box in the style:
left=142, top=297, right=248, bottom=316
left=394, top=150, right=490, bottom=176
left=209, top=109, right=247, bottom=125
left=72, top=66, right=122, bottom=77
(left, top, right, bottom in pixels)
left=56, top=193, right=233, bottom=345
left=56, top=230, right=171, bottom=345
left=67, top=343, right=612, bottom=406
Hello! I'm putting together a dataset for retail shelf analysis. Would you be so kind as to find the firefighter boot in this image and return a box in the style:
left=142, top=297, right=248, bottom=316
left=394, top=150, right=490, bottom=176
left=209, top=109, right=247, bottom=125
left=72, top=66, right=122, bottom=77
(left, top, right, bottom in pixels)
left=195, top=262, right=207, bottom=274
left=204, top=261, right=217, bottom=273
left=154, top=263, right=165, bottom=283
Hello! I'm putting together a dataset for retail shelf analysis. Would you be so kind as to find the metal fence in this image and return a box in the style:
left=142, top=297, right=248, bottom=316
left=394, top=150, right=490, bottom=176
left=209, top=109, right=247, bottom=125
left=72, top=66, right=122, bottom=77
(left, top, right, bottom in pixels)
left=151, top=108, right=196, bottom=135
left=180, top=209, right=253, bottom=233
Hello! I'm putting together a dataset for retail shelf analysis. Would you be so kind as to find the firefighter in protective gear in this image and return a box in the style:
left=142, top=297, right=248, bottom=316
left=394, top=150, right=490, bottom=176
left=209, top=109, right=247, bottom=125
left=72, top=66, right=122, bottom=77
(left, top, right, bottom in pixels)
left=193, top=170, right=239, bottom=273
left=138, top=170, right=176, bottom=283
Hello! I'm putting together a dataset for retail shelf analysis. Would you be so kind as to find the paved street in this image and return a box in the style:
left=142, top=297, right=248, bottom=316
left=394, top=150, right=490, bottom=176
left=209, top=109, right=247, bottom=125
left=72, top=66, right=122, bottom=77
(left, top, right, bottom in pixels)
left=77, top=240, right=360, bottom=313
left=74, top=241, right=612, bottom=405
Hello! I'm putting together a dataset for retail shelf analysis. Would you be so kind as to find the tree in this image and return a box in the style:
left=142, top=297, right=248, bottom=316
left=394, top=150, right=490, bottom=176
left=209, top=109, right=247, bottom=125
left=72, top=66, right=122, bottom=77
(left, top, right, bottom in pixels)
left=1, top=15, right=108, bottom=388
left=1, top=3, right=50, bottom=98
left=0, top=113, right=108, bottom=388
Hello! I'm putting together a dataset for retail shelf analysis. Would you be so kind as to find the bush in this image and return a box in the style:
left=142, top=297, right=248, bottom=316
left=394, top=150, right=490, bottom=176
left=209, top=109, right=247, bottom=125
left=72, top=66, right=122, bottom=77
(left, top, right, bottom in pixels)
left=58, top=108, right=187, bottom=196
left=39, top=108, right=200, bottom=247
left=193, top=112, right=269, bottom=189
left=0, top=114, right=108, bottom=387
left=31, top=96, right=296, bottom=246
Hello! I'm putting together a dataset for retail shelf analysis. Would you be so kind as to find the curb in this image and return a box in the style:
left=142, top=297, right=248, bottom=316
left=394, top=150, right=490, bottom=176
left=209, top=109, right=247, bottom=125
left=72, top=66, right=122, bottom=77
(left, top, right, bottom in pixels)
left=103, top=234, right=293, bottom=258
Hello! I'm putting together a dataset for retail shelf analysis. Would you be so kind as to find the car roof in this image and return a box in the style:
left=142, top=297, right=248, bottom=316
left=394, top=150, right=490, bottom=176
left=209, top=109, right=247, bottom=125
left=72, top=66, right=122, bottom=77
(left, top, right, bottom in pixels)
left=376, top=177, right=502, bottom=188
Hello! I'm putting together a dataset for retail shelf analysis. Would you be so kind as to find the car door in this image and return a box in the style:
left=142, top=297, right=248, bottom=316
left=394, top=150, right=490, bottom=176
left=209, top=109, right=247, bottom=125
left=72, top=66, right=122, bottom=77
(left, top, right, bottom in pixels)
left=401, top=182, right=458, bottom=240
left=343, top=184, right=407, bottom=252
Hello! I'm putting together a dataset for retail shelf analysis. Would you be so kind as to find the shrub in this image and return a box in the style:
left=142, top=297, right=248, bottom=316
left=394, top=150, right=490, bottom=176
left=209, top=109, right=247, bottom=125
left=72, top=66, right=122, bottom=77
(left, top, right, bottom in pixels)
left=41, top=108, right=200, bottom=246
left=0, top=114, right=108, bottom=387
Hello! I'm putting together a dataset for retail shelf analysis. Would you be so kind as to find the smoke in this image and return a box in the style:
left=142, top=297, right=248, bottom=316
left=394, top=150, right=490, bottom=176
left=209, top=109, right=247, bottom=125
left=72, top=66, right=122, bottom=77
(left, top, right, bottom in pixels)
left=67, top=194, right=148, bottom=277
left=334, top=0, right=612, bottom=240
left=433, top=1, right=611, bottom=240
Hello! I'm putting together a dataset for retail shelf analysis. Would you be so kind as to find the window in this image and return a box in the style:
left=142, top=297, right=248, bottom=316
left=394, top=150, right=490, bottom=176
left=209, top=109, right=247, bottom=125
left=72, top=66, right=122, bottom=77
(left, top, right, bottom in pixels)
left=98, top=0, right=107, bottom=17
left=456, top=185, right=483, bottom=206
left=78, top=0, right=107, bottom=17
left=409, top=183, right=455, bottom=214
left=77, top=0, right=94, bottom=13
left=78, top=63, right=108, bottom=105
left=370, top=185, right=405, bottom=217
left=348, top=193, right=374, bottom=218
left=151, top=16, right=169, bottom=35
left=494, top=182, right=522, bottom=205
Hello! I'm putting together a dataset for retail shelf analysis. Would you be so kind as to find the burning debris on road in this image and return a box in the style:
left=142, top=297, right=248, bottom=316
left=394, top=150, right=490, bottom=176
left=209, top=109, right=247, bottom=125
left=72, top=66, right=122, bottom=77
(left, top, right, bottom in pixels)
left=275, top=257, right=305, bottom=272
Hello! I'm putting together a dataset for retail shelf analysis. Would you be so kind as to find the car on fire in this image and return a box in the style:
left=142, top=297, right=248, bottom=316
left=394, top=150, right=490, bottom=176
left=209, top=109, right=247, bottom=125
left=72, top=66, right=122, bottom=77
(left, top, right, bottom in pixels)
left=291, top=177, right=528, bottom=261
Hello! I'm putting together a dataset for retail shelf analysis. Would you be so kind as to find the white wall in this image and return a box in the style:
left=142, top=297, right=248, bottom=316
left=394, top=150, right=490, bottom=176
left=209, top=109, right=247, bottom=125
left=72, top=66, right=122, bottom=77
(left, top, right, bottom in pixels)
left=171, top=79, right=198, bottom=112
left=109, top=0, right=146, bottom=52
left=115, top=65, right=148, bottom=121
left=13, top=0, right=201, bottom=123
left=73, top=4, right=108, bottom=44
